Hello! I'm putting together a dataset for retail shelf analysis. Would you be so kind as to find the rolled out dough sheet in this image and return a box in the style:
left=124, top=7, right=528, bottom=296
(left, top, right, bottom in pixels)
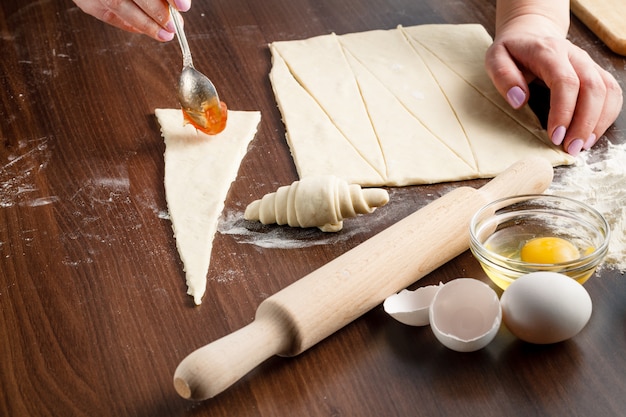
left=155, top=109, right=261, bottom=305
left=269, top=24, right=574, bottom=186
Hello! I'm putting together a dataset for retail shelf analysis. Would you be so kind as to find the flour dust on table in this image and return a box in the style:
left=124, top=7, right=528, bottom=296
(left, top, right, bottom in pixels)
left=549, top=141, right=626, bottom=273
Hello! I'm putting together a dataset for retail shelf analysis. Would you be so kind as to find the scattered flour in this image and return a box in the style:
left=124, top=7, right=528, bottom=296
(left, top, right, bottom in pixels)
left=217, top=210, right=372, bottom=249
left=548, top=141, right=626, bottom=274
left=0, top=136, right=52, bottom=208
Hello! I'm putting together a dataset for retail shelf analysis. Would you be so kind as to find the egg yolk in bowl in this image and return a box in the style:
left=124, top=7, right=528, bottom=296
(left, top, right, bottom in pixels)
left=520, top=237, right=580, bottom=264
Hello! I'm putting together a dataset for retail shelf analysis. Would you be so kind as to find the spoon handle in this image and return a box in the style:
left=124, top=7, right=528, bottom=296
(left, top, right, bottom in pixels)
left=169, top=6, right=194, bottom=68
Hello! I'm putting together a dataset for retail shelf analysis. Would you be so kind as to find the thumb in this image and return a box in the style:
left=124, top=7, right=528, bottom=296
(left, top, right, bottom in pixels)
left=485, top=42, right=532, bottom=109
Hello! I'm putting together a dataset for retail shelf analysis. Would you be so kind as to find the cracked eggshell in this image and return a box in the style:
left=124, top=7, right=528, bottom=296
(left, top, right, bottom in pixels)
left=429, top=278, right=502, bottom=352
left=500, top=272, right=592, bottom=344
left=384, top=283, right=444, bottom=326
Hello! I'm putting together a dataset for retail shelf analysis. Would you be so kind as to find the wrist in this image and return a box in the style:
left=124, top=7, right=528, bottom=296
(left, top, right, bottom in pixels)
left=495, top=0, right=570, bottom=38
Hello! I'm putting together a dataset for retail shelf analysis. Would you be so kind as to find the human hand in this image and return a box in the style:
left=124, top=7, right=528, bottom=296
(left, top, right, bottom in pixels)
left=485, top=15, right=623, bottom=156
left=72, top=0, right=191, bottom=42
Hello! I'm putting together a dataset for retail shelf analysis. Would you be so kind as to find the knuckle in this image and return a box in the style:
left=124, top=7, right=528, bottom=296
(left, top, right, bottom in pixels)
left=581, top=72, right=607, bottom=95
left=579, top=118, right=596, bottom=131
left=605, top=77, right=623, bottom=99
left=489, top=63, right=514, bottom=81
left=101, top=9, right=120, bottom=23
left=103, top=0, right=123, bottom=10
left=555, top=72, right=580, bottom=91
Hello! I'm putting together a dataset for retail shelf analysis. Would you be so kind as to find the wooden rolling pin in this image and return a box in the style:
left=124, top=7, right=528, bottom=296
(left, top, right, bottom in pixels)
left=174, top=157, right=554, bottom=400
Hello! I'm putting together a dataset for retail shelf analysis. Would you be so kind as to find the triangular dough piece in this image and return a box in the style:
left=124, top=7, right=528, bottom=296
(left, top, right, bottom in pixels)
left=269, top=47, right=385, bottom=185
left=339, top=28, right=476, bottom=169
left=401, top=24, right=550, bottom=145
left=155, top=109, right=261, bottom=305
left=270, top=35, right=387, bottom=180
left=344, top=52, right=476, bottom=185
left=410, top=37, right=573, bottom=175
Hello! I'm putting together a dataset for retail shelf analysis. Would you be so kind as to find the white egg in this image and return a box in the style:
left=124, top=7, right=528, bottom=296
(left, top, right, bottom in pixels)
left=429, top=278, right=502, bottom=352
left=384, top=283, right=443, bottom=326
left=500, top=272, right=592, bottom=344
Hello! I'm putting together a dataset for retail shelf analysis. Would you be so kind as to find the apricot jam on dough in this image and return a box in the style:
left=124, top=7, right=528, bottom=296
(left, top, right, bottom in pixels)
left=182, top=100, right=228, bottom=135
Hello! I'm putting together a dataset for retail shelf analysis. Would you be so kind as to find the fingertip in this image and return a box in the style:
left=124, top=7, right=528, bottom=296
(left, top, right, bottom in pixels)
left=157, top=28, right=175, bottom=42
left=506, top=86, right=527, bottom=109
left=164, top=18, right=176, bottom=33
left=583, top=133, right=597, bottom=150
left=551, top=125, right=566, bottom=145
left=566, top=139, right=584, bottom=156
left=174, top=0, right=191, bottom=12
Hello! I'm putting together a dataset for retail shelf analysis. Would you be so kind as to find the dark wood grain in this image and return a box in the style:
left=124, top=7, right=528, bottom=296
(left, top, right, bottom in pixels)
left=1, top=1, right=625, bottom=416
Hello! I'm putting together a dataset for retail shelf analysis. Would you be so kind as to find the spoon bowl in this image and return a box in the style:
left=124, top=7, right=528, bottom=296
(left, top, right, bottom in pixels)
left=169, top=6, right=227, bottom=134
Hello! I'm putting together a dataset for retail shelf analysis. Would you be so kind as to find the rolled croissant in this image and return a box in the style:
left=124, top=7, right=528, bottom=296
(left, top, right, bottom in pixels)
left=244, top=175, right=389, bottom=232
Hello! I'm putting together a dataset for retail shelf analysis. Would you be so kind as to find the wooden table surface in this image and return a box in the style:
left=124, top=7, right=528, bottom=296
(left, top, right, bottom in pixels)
left=1, top=1, right=625, bottom=416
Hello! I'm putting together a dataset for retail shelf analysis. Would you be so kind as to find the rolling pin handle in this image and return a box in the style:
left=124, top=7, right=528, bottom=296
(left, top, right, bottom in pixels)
left=174, top=315, right=290, bottom=401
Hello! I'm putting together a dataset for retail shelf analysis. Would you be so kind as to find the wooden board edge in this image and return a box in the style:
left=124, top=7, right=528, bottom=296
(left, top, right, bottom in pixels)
left=571, top=0, right=626, bottom=56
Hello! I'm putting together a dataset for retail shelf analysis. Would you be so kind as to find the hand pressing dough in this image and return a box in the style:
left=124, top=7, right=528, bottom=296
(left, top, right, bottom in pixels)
left=155, top=108, right=261, bottom=305
left=244, top=176, right=389, bottom=232
left=269, top=24, right=574, bottom=186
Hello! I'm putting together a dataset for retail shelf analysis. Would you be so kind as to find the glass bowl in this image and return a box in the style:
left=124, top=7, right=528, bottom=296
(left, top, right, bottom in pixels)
left=469, top=194, right=610, bottom=290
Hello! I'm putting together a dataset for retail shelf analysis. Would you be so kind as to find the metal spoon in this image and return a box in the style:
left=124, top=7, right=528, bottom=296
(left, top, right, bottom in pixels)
left=169, top=6, right=227, bottom=134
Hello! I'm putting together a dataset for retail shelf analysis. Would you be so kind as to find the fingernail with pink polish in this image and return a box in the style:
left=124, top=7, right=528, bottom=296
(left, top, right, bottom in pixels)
left=583, top=133, right=596, bottom=150
left=567, top=139, right=584, bottom=156
left=551, top=125, right=566, bottom=145
left=175, top=0, right=191, bottom=12
left=506, top=86, right=526, bottom=109
left=158, top=28, right=175, bottom=42
left=164, top=18, right=176, bottom=33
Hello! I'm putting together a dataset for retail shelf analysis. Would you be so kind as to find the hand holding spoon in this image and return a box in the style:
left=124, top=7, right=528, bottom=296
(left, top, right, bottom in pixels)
left=170, top=6, right=227, bottom=135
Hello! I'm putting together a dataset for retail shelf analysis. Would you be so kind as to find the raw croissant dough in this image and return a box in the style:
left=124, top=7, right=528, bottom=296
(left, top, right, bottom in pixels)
left=244, top=175, right=389, bottom=232
left=269, top=24, right=574, bottom=186
left=155, top=108, right=261, bottom=305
